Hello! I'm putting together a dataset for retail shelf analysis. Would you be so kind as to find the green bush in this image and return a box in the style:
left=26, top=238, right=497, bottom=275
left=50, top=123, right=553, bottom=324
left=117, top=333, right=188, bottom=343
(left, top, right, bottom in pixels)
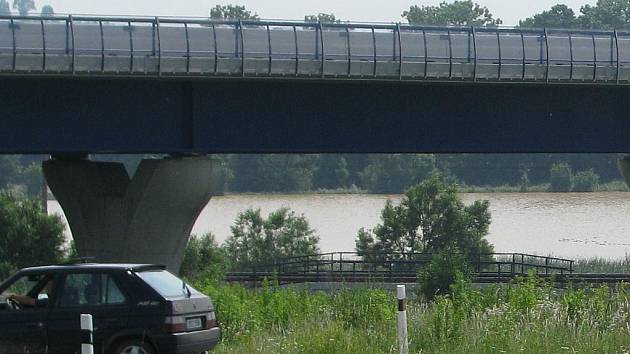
left=225, top=207, right=319, bottom=269
left=0, top=192, right=66, bottom=270
left=417, top=248, right=472, bottom=300
left=572, top=169, right=600, bottom=192
left=548, top=162, right=573, bottom=192
left=180, top=233, right=227, bottom=283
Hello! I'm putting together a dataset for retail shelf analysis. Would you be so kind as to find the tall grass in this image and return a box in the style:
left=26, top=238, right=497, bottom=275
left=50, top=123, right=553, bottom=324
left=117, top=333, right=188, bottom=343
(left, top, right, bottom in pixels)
left=198, top=275, right=630, bottom=353
left=574, top=255, right=630, bottom=273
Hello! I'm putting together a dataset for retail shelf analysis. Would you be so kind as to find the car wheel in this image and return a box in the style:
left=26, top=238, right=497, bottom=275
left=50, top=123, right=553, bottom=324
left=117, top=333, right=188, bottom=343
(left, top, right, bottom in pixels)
left=114, top=339, right=156, bottom=354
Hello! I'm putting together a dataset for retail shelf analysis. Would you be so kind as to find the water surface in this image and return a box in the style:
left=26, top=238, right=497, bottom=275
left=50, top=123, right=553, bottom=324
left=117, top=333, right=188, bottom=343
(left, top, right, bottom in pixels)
left=49, top=192, right=630, bottom=259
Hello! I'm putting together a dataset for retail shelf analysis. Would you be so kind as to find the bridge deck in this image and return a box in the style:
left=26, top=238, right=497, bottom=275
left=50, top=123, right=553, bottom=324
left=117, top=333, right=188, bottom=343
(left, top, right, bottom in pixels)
left=0, top=15, right=629, bottom=83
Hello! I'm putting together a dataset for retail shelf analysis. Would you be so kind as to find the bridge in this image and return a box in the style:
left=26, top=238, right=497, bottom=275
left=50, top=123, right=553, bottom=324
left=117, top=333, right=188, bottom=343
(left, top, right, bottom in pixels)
left=2, top=15, right=630, bottom=83
left=226, top=252, right=575, bottom=284
left=1, top=15, right=630, bottom=272
left=225, top=252, right=630, bottom=287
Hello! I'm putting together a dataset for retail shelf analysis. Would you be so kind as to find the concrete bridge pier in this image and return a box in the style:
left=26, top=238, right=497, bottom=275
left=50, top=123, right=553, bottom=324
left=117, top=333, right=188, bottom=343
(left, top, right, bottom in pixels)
left=619, top=156, right=630, bottom=188
left=43, top=157, right=221, bottom=273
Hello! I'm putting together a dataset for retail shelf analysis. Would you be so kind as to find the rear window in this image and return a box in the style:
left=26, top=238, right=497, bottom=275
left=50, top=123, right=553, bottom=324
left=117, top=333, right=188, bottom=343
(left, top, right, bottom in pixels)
left=136, top=270, right=199, bottom=298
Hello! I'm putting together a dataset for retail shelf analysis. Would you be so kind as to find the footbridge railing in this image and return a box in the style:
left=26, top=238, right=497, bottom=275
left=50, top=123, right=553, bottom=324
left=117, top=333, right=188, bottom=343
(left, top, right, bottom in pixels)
left=225, top=252, right=574, bottom=284
left=1, top=15, right=630, bottom=83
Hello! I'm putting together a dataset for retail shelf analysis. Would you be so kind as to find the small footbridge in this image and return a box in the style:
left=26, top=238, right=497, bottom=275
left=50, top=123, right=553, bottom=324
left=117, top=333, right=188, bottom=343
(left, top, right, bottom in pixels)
left=225, top=252, right=579, bottom=286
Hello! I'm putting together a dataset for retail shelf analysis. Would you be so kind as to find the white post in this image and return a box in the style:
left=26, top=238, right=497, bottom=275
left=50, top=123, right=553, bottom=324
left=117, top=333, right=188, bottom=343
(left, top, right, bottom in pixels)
left=80, top=314, right=94, bottom=354
left=397, top=285, right=408, bottom=354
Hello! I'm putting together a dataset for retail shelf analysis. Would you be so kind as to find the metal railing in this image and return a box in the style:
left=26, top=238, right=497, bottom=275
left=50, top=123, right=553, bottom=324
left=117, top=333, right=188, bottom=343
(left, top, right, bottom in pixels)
left=227, top=252, right=574, bottom=284
left=0, top=14, right=630, bottom=83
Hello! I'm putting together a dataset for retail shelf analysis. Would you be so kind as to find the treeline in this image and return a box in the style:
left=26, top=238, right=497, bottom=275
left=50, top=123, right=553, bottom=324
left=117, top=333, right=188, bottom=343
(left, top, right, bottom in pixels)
left=220, top=153, right=625, bottom=193
left=1, top=154, right=625, bottom=194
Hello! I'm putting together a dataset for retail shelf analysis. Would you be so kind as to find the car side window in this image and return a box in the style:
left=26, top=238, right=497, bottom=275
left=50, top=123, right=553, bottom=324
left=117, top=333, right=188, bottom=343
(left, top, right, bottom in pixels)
left=59, top=273, right=127, bottom=308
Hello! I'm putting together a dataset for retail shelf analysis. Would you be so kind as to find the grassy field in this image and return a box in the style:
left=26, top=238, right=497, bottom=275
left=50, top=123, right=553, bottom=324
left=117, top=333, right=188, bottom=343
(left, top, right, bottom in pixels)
left=195, top=275, right=630, bottom=353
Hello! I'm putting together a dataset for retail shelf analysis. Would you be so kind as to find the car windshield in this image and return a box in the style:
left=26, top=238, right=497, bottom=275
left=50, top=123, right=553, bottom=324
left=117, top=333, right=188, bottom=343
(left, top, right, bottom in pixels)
left=135, top=270, right=199, bottom=298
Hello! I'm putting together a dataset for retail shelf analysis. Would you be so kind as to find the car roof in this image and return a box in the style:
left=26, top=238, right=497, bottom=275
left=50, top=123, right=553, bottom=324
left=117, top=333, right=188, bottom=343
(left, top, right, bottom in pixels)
left=18, top=263, right=166, bottom=274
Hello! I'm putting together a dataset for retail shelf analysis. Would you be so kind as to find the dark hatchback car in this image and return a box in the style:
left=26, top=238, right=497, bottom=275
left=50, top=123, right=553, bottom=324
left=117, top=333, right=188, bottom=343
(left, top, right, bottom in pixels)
left=0, top=263, right=220, bottom=354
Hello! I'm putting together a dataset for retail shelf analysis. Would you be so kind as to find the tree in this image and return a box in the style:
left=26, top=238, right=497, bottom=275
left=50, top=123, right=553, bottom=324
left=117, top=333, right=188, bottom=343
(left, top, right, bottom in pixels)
left=304, top=13, right=338, bottom=23
left=355, top=175, right=492, bottom=261
left=0, top=0, right=10, bottom=14
left=22, top=162, right=43, bottom=198
left=225, top=207, right=319, bottom=269
left=227, top=154, right=315, bottom=192
left=578, top=0, right=630, bottom=29
left=180, top=233, right=227, bottom=282
left=573, top=169, right=600, bottom=192
left=549, top=162, right=573, bottom=192
left=402, top=0, right=501, bottom=26
left=40, top=4, right=54, bottom=16
left=0, top=156, right=21, bottom=189
left=12, top=0, right=34, bottom=16
left=313, top=155, right=350, bottom=190
left=359, top=154, right=436, bottom=193
left=0, top=192, right=65, bottom=279
left=210, top=5, right=259, bottom=20
left=519, top=4, right=578, bottom=28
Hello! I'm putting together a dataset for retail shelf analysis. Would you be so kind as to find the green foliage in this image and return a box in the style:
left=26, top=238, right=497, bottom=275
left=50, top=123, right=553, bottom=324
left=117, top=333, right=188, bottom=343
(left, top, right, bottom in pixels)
left=22, top=162, right=43, bottom=197
left=0, top=156, right=21, bottom=189
left=180, top=233, right=227, bottom=282
left=402, top=0, right=501, bottom=26
left=573, top=255, right=630, bottom=273
left=579, top=0, right=630, bottom=29
left=519, top=4, right=578, bottom=28
left=417, top=249, right=471, bottom=300
left=522, top=1, right=630, bottom=30
left=573, top=168, right=600, bottom=192
left=359, top=154, right=436, bottom=193
left=210, top=4, right=259, bottom=20
left=210, top=272, right=630, bottom=353
left=214, top=153, right=626, bottom=193
left=304, top=13, right=338, bottom=23
left=197, top=281, right=393, bottom=344
left=225, top=207, right=319, bottom=269
left=0, top=192, right=65, bottom=272
left=40, top=4, right=53, bottom=16
left=356, top=174, right=492, bottom=260
left=549, top=162, right=573, bottom=192
left=227, top=154, right=315, bottom=192
left=12, top=0, right=34, bottom=16
left=313, top=156, right=349, bottom=190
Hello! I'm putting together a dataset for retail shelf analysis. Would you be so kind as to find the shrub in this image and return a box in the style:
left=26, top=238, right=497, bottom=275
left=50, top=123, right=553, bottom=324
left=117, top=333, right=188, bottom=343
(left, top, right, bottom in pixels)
left=417, top=248, right=471, bottom=300
left=180, top=233, right=228, bottom=283
left=0, top=192, right=66, bottom=270
left=548, top=162, right=573, bottom=192
left=572, top=169, right=600, bottom=192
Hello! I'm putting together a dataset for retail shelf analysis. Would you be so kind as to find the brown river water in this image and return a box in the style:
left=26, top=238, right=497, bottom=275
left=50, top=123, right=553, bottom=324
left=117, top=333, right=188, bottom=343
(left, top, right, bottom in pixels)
left=49, top=192, right=630, bottom=260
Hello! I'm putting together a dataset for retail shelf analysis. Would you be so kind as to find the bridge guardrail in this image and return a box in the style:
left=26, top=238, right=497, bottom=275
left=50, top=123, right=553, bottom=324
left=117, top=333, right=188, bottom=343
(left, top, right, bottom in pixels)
left=231, top=252, right=574, bottom=284
left=0, top=14, right=629, bottom=83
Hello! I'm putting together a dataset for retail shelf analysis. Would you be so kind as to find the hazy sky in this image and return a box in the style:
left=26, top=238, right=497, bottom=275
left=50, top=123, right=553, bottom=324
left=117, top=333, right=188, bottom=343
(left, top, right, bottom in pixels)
left=38, top=0, right=597, bottom=26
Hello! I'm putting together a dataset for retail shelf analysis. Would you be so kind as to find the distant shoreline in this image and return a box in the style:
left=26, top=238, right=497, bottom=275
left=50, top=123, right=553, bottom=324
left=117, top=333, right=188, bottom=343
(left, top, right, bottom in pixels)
left=44, top=180, right=628, bottom=200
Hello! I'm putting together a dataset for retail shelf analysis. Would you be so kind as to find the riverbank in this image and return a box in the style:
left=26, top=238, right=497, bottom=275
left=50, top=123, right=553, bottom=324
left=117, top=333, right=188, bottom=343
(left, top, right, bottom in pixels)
left=224, top=179, right=628, bottom=194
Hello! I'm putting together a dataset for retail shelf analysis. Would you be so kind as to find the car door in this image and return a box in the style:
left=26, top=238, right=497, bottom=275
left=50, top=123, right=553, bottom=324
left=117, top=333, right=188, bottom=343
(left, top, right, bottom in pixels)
left=0, top=273, right=52, bottom=354
left=47, top=271, right=130, bottom=354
